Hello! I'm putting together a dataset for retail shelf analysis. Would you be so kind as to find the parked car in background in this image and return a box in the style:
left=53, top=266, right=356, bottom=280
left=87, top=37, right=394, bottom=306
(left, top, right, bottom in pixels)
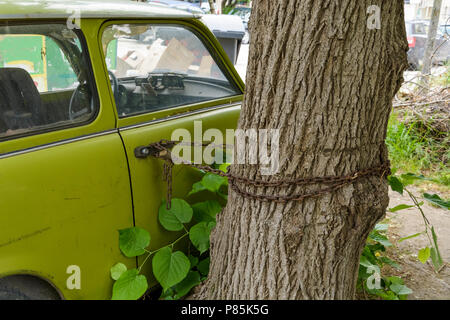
left=189, top=0, right=210, bottom=12
left=0, top=0, right=243, bottom=300
left=405, top=20, right=450, bottom=70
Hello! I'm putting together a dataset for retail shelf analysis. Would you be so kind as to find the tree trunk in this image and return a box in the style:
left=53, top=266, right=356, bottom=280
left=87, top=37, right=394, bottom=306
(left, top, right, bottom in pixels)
left=198, top=0, right=408, bottom=299
left=208, top=0, right=217, bottom=14
left=422, top=0, right=443, bottom=78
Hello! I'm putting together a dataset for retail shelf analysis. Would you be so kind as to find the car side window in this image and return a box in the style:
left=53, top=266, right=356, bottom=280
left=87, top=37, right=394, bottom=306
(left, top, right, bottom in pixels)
left=102, top=24, right=241, bottom=118
left=0, top=24, right=97, bottom=140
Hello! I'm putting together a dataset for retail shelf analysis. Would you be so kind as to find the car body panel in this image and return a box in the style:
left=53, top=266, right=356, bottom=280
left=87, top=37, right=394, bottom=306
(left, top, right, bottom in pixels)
left=0, top=132, right=134, bottom=300
left=119, top=104, right=240, bottom=285
left=0, top=1, right=243, bottom=300
left=97, top=18, right=243, bottom=287
left=0, top=0, right=195, bottom=19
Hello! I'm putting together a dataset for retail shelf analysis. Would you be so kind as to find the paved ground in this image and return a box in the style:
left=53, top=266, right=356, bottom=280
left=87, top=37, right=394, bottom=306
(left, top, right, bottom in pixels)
left=387, top=188, right=450, bottom=299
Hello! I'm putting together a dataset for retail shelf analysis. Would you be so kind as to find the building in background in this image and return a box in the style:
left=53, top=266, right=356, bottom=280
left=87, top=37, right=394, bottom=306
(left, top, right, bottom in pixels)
left=405, top=0, right=450, bottom=24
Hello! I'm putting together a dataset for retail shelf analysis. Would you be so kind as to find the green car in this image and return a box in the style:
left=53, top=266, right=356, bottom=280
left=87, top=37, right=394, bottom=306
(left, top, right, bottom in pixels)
left=0, top=0, right=243, bottom=299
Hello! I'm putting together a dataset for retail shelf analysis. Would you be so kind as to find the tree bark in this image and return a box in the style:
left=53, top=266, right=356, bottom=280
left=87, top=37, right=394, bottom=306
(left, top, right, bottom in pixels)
left=197, top=0, right=408, bottom=300
left=208, top=0, right=217, bottom=14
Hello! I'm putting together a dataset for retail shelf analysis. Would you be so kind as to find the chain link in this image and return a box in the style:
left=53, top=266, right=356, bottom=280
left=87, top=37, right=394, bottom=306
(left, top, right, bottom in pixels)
left=142, top=139, right=391, bottom=207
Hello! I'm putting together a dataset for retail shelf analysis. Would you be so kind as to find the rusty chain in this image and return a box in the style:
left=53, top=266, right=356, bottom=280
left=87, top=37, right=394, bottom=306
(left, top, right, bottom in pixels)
left=137, top=139, right=391, bottom=208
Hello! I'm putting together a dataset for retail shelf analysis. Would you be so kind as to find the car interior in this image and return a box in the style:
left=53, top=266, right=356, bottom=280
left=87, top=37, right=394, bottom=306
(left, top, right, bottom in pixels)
left=103, top=24, right=240, bottom=117
left=0, top=23, right=94, bottom=138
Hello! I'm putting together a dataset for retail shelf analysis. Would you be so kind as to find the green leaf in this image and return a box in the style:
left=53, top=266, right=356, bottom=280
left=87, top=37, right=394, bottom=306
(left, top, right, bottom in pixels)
left=388, top=204, right=415, bottom=212
left=369, top=232, right=392, bottom=247
left=219, top=163, right=230, bottom=173
left=197, top=257, right=210, bottom=276
left=173, top=271, right=201, bottom=299
left=188, top=181, right=208, bottom=197
left=388, top=176, right=403, bottom=195
left=217, top=191, right=228, bottom=201
left=111, top=269, right=148, bottom=300
left=373, top=224, right=389, bottom=231
left=387, top=276, right=404, bottom=285
left=378, top=291, right=400, bottom=300
left=380, top=257, right=401, bottom=270
left=152, top=247, right=190, bottom=292
left=189, top=222, right=215, bottom=254
left=418, top=247, right=430, bottom=264
left=398, top=232, right=423, bottom=243
left=423, top=193, right=450, bottom=210
left=390, top=283, right=413, bottom=295
left=431, top=227, right=443, bottom=265
left=159, top=288, right=175, bottom=300
left=192, top=200, right=222, bottom=223
left=201, top=173, right=228, bottom=192
left=430, top=247, right=443, bottom=271
left=110, top=262, right=127, bottom=281
left=158, top=199, right=193, bottom=231
left=188, top=255, right=199, bottom=268
left=119, top=227, right=150, bottom=258
left=359, top=256, right=376, bottom=268
left=400, top=173, right=430, bottom=186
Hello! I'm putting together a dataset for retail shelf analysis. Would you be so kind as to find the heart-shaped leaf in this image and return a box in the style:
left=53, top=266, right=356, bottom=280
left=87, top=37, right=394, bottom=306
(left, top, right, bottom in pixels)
left=119, top=227, right=150, bottom=257
left=152, top=247, right=190, bottom=292
left=189, top=222, right=215, bottom=254
left=158, top=199, right=193, bottom=231
left=111, top=269, right=148, bottom=300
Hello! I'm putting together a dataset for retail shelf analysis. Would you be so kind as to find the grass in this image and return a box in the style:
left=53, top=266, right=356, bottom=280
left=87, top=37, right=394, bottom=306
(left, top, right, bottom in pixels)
left=386, top=111, right=449, bottom=188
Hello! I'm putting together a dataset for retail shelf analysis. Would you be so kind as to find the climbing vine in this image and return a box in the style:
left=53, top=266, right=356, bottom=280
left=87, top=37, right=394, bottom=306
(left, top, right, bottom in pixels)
left=110, top=165, right=229, bottom=300
left=109, top=164, right=448, bottom=300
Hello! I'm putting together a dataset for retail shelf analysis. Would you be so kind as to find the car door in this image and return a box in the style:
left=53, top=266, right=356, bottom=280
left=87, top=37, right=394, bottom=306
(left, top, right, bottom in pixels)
left=0, top=20, right=133, bottom=300
left=99, top=19, right=244, bottom=286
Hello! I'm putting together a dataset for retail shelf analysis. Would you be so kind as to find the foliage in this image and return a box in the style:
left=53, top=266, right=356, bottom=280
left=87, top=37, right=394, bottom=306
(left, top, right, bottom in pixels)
left=357, top=222, right=412, bottom=300
left=358, top=171, right=448, bottom=299
left=110, top=159, right=447, bottom=299
left=386, top=111, right=449, bottom=186
left=110, top=166, right=228, bottom=300
left=387, top=172, right=447, bottom=271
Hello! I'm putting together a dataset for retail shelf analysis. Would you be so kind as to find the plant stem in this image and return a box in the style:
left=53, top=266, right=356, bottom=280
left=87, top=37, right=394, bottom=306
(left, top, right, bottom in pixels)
left=138, top=232, right=190, bottom=272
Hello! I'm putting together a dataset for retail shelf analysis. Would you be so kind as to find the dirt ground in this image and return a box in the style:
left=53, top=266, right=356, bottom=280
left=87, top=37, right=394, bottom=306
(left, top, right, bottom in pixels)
left=386, top=187, right=450, bottom=300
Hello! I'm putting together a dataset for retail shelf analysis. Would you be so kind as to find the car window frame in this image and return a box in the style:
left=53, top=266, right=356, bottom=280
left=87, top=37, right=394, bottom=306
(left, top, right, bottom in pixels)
left=0, top=21, right=100, bottom=142
left=98, top=18, right=244, bottom=126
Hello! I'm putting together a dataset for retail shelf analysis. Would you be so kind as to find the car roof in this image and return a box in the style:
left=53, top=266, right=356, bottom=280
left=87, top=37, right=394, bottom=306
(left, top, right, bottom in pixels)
left=0, top=0, right=197, bottom=20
